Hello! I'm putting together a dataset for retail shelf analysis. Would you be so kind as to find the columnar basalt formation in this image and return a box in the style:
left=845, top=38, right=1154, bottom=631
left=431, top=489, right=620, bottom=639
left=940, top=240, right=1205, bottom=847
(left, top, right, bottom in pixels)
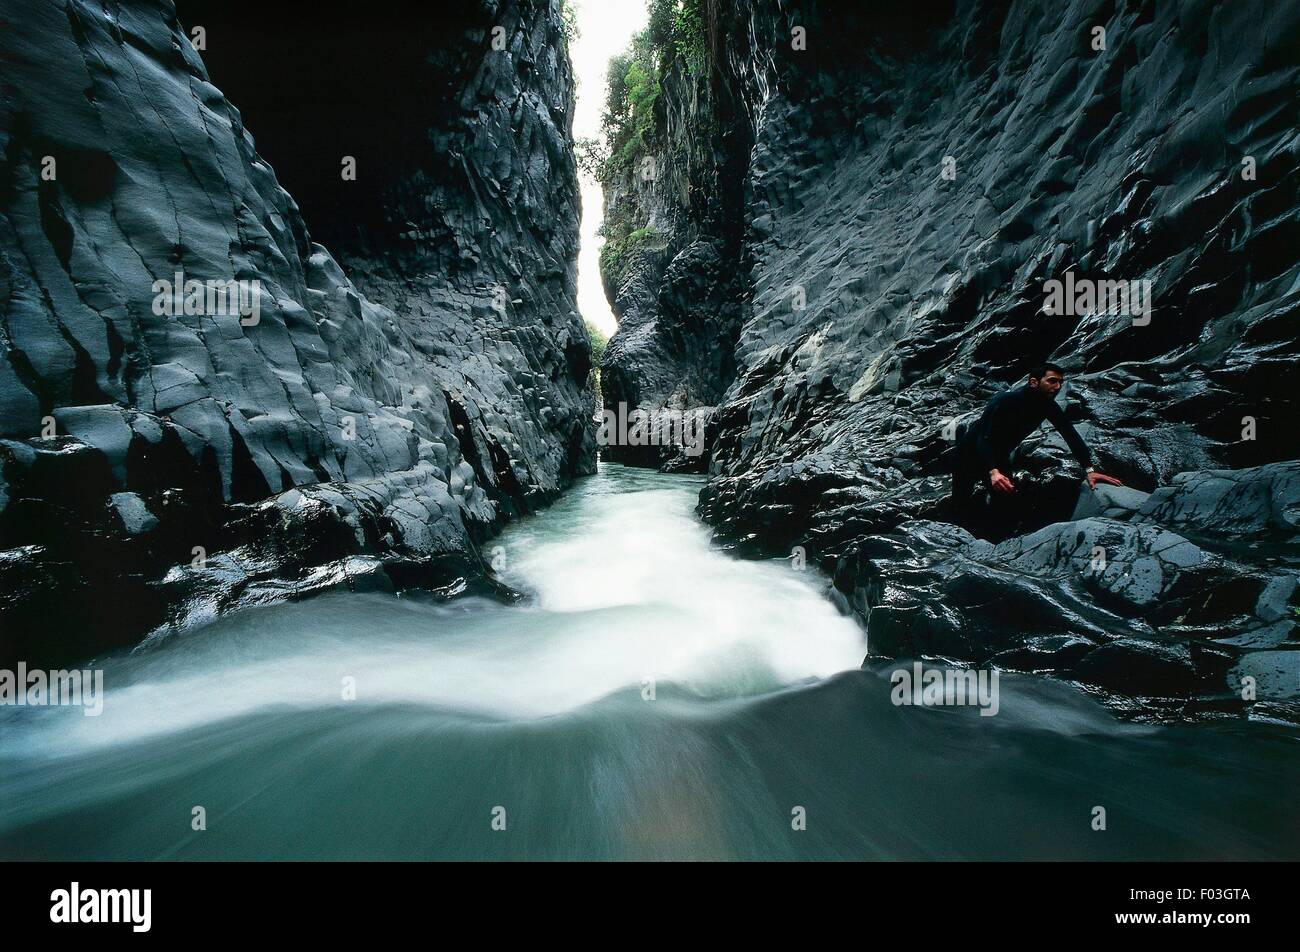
left=599, top=0, right=1300, bottom=716
left=0, top=0, right=594, bottom=666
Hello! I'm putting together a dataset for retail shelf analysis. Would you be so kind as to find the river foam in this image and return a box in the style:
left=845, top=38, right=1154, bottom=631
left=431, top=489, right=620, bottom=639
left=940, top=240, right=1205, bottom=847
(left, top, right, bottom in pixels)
left=2, top=464, right=1297, bottom=861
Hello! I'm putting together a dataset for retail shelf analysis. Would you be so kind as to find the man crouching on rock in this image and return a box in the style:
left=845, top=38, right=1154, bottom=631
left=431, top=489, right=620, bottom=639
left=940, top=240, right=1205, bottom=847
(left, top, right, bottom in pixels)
left=947, top=362, right=1122, bottom=519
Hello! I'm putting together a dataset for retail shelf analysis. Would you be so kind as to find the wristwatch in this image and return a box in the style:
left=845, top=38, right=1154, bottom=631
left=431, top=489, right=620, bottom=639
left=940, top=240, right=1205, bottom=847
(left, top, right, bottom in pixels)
left=1085, top=466, right=1097, bottom=475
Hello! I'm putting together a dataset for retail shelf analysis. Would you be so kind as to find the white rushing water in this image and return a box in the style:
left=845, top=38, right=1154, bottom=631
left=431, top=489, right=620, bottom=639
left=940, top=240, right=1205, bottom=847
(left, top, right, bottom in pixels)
left=1, top=465, right=863, bottom=755
left=3, top=463, right=1297, bottom=861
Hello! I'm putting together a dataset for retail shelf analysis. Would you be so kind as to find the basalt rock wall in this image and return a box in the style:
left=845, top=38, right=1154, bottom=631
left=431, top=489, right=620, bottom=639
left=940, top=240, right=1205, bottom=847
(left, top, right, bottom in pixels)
left=601, top=0, right=1300, bottom=716
left=0, top=0, right=594, bottom=666
left=596, top=13, right=755, bottom=471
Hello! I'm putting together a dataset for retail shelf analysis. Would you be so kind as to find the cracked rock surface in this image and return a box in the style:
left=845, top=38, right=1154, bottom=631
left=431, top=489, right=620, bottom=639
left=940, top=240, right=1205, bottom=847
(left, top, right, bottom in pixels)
left=0, top=0, right=594, bottom=666
left=830, top=463, right=1299, bottom=718
left=602, top=0, right=1300, bottom=717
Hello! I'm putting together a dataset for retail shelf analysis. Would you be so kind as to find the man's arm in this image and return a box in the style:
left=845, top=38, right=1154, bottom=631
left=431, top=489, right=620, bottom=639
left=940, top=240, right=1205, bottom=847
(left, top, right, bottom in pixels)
left=970, top=394, right=1004, bottom=471
left=1044, top=399, right=1092, bottom=469
left=973, top=395, right=1014, bottom=493
left=973, top=421, right=999, bottom=471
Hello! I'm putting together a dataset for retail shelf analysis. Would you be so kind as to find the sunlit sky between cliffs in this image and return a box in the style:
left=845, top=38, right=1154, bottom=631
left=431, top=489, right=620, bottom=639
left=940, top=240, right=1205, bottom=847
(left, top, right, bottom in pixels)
left=570, top=0, right=648, bottom=337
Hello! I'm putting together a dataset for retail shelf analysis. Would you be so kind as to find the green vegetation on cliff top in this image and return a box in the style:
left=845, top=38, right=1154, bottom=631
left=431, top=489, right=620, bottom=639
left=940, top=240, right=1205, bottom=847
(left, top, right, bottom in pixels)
left=578, top=0, right=708, bottom=187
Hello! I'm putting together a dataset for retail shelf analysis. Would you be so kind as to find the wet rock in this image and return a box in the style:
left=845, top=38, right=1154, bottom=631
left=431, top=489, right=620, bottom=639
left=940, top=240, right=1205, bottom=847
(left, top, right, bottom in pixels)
left=1229, top=652, right=1300, bottom=703
left=1070, top=483, right=1151, bottom=521
left=991, top=518, right=1205, bottom=613
left=1133, top=462, right=1300, bottom=551
left=108, top=493, right=159, bottom=536
left=831, top=506, right=1298, bottom=715
left=0, top=0, right=593, bottom=666
left=600, top=0, right=1300, bottom=718
left=1071, top=638, right=1196, bottom=698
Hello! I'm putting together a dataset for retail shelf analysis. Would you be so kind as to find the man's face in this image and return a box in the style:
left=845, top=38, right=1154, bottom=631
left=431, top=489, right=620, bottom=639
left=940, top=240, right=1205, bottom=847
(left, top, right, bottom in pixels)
left=1031, top=372, right=1064, bottom=397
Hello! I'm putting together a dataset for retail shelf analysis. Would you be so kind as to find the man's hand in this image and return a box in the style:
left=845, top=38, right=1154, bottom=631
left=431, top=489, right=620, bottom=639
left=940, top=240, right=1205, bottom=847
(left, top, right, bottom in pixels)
left=1087, top=470, right=1123, bottom=490
left=989, top=468, right=1015, bottom=494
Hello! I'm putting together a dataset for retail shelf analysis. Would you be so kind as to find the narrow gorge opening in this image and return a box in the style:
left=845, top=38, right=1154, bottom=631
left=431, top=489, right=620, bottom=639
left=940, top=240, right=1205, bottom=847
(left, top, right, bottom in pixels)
left=1, top=0, right=1297, bottom=872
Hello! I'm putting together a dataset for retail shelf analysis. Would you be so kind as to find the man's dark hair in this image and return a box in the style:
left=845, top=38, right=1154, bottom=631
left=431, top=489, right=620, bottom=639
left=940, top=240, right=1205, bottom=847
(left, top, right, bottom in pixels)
left=1030, top=362, right=1065, bottom=380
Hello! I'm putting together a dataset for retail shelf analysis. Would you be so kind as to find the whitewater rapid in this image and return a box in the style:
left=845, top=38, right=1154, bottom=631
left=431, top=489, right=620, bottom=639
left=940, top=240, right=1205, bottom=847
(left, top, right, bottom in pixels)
left=2, top=464, right=1297, bottom=861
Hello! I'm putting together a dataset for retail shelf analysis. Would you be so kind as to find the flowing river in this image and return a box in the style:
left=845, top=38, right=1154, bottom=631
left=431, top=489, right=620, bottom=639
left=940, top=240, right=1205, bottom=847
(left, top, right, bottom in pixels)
left=2, top=464, right=1297, bottom=860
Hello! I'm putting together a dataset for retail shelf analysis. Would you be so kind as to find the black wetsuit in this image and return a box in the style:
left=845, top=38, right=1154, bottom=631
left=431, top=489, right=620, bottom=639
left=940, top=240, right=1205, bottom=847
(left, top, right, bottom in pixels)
left=950, top=384, right=1091, bottom=505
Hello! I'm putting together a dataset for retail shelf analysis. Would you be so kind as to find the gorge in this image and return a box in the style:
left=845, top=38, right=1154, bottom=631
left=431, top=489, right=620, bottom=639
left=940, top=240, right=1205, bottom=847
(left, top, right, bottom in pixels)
left=0, top=0, right=1297, bottom=862
left=594, top=0, right=1300, bottom=720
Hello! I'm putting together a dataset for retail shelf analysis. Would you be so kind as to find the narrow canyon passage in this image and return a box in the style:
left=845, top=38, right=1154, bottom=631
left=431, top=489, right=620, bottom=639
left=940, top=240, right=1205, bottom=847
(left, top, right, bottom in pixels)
left=2, top=465, right=1296, bottom=861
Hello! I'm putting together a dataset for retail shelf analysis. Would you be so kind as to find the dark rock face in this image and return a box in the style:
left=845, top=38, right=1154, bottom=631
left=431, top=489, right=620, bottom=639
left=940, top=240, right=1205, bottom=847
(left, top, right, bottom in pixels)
left=602, top=0, right=1300, bottom=716
left=597, top=42, right=750, bottom=471
left=832, top=464, right=1299, bottom=718
left=0, top=0, right=593, bottom=667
